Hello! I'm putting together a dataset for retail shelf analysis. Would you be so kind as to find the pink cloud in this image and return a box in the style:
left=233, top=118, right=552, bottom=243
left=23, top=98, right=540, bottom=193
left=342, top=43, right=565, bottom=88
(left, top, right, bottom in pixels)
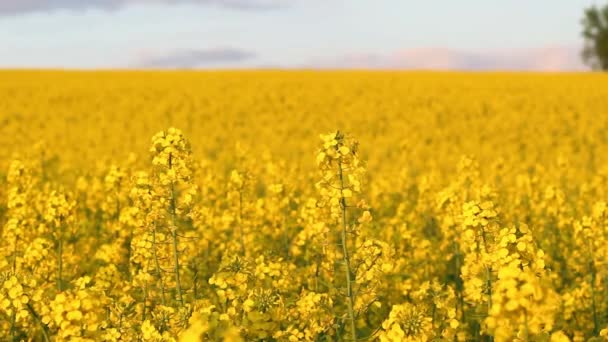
left=312, top=46, right=587, bottom=71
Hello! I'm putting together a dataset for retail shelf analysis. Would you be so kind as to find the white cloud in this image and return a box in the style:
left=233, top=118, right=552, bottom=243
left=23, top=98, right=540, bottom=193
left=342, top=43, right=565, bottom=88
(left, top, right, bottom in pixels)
left=136, top=47, right=257, bottom=68
left=0, top=0, right=287, bottom=16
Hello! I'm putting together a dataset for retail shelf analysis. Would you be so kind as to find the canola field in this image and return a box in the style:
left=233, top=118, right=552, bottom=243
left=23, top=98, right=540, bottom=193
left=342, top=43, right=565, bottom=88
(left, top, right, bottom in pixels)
left=1, top=71, right=608, bottom=341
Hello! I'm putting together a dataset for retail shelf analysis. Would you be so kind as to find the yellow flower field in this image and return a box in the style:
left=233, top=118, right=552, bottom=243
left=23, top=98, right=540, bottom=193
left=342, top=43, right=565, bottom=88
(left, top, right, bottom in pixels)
left=1, top=70, right=608, bottom=341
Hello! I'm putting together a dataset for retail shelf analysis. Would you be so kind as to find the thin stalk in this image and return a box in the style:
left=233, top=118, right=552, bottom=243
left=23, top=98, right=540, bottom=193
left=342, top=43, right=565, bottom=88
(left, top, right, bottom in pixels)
left=12, top=234, right=18, bottom=274
left=142, top=261, right=148, bottom=322
left=142, top=282, right=147, bottom=322
left=114, top=190, right=121, bottom=221
left=27, top=303, right=50, bottom=342
left=590, top=260, right=599, bottom=335
left=205, top=239, right=210, bottom=280
left=480, top=228, right=493, bottom=311
left=485, top=267, right=493, bottom=312
left=282, top=205, right=290, bottom=259
left=584, top=236, right=599, bottom=336
left=524, top=311, right=529, bottom=341
left=126, top=229, right=134, bottom=282
left=480, top=228, right=493, bottom=342
left=151, top=228, right=167, bottom=306
left=314, top=257, right=320, bottom=292
left=10, top=311, right=16, bottom=341
left=168, top=153, right=184, bottom=306
left=238, top=190, right=246, bottom=255
left=453, top=241, right=466, bottom=323
left=193, top=269, right=199, bottom=298
left=338, top=160, right=357, bottom=342
left=171, top=230, right=184, bottom=306
left=431, top=304, right=436, bottom=329
left=57, top=237, right=63, bottom=291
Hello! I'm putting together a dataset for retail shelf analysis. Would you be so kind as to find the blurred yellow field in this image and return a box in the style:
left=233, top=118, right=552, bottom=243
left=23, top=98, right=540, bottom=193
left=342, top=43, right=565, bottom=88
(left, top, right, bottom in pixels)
left=2, top=71, right=608, bottom=341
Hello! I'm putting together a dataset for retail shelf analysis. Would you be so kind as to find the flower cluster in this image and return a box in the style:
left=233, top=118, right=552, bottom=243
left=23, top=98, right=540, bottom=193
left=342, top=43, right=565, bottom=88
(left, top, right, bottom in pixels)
left=1, top=114, right=608, bottom=342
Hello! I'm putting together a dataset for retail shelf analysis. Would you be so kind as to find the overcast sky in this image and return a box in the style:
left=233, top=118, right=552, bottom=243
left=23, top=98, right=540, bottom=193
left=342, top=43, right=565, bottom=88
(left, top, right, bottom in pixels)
left=0, top=0, right=600, bottom=70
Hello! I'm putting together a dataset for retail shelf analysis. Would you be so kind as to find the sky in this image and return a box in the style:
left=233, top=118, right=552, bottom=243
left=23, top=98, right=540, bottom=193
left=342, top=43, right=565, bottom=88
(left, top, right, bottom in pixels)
left=0, top=0, right=601, bottom=70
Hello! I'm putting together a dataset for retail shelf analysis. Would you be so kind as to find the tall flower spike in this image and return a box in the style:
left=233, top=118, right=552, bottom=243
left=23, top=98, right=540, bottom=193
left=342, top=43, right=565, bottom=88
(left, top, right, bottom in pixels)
left=316, top=131, right=366, bottom=341
left=149, top=127, right=197, bottom=307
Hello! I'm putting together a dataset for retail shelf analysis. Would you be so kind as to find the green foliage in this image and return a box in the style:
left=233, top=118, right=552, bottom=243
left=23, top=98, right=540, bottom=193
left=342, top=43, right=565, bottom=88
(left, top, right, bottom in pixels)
left=582, top=3, right=608, bottom=70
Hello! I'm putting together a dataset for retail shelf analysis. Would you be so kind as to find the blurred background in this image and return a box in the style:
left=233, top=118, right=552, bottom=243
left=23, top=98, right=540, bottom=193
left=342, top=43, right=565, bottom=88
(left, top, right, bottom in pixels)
left=0, top=0, right=605, bottom=70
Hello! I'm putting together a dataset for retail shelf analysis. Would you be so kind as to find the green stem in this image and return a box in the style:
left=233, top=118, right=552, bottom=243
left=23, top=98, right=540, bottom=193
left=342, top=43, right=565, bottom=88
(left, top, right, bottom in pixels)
left=12, top=234, right=18, bottom=274
left=151, top=228, right=167, bottom=306
left=480, top=228, right=493, bottom=313
left=10, top=310, right=16, bottom=341
left=486, top=266, right=493, bottom=312
left=585, top=235, right=599, bottom=336
left=479, top=227, right=493, bottom=342
left=142, top=266, right=148, bottom=322
left=168, top=152, right=184, bottom=306
left=524, top=311, right=529, bottom=341
left=193, top=269, right=199, bottom=299
left=57, top=237, right=63, bottom=291
left=171, top=230, right=184, bottom=306
left=27, top=303, right=50, bottom=342
left=282, top=205, right=290, bottom=259
left=453, top=242, right=466, bottom=323
left=338, top=160, right=357, bottom=342
left=590, top=260, right=599, bottom=335
left=142, top=284, right=147, bottom=322
left=238, top=190, right=246, bottom=255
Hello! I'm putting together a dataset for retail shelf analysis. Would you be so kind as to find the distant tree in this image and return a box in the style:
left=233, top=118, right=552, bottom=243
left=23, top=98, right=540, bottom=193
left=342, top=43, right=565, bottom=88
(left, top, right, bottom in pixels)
left=582, top=3, right=608, bottom=70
